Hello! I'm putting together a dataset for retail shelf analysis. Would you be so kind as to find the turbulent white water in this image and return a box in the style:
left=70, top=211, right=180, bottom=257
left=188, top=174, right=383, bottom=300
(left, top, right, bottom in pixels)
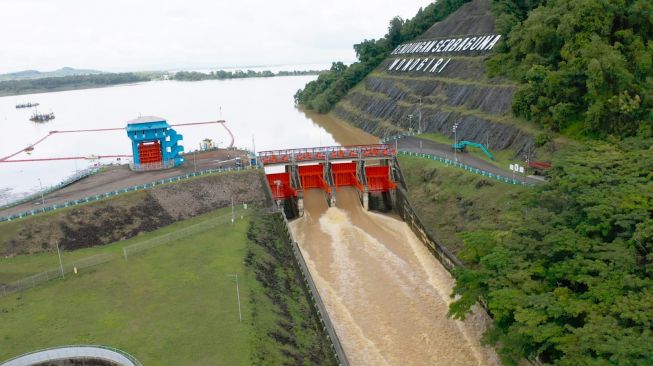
left=290, top=188, right=499, bottom=366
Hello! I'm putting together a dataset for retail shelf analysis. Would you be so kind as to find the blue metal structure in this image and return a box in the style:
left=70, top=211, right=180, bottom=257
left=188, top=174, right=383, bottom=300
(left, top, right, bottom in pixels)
left=126, top=116, right=184, bottom=170
left=452, top=140, right=494, bottom=160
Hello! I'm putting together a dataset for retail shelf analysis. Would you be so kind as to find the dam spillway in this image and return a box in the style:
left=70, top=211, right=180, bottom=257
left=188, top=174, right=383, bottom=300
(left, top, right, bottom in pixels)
left=289, top=188, right=500, bottom=365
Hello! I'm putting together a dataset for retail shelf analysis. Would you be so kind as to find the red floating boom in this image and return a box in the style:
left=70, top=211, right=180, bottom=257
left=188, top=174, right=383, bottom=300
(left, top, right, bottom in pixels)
left=0, top=120, right=233, bottom=163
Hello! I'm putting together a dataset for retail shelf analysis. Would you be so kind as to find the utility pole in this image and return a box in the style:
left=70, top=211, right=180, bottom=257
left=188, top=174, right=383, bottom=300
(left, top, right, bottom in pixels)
left=56, top=241, right=64, bottom=279
left=408, top=114, right=413, bottom=132
left=418, top=97, right=423, bottom=134
left=37, top=178, right=44, bottom=205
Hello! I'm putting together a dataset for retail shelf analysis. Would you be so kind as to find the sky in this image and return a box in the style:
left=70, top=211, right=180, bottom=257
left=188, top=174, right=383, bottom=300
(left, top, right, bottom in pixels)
left=0, top=0, right=434, bottom=74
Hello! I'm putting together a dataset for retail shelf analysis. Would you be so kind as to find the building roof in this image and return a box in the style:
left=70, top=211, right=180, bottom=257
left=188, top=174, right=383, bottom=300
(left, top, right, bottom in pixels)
left=125, top=116, right=169, bottom=132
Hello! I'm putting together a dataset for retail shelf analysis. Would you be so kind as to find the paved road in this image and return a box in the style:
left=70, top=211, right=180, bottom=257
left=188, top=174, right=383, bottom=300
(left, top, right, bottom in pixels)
left=395, top=136, right=542, bottom=184
left=1, top=149, right=249, bottom=217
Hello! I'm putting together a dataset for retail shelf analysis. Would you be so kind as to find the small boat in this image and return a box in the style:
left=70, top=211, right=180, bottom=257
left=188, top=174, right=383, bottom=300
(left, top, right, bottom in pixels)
left=30, top=110, right=55, bottom=123
left=16, top=102, right=39, bottom=109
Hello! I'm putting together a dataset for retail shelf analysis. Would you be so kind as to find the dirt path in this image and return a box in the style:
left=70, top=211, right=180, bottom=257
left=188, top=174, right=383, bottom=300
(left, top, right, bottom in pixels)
left=0, top=149, right=248, bottom=217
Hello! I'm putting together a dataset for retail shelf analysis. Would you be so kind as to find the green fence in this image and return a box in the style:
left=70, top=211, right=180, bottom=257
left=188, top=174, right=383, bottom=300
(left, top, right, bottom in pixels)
left=0, top=167, right=101, bottom=211
left=398, top=151, right=532, bottom=186
left=1, top=209, right=248, bottom=298
left=383, top=133, right=534, bottom=186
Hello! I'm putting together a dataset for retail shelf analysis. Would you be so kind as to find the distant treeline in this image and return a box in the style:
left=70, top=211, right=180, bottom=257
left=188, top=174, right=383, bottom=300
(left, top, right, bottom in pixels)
left=0, top=69, right=320, bottom=96
left=0, top=73, right=151, bottom=96
left=294, top=0, right=471, bottom=113
left=172, top=69, right=323, bottom=81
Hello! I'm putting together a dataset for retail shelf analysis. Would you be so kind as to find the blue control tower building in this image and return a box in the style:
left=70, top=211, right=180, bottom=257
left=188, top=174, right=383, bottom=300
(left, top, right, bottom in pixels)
left=126, top=116, right=184, bottom=170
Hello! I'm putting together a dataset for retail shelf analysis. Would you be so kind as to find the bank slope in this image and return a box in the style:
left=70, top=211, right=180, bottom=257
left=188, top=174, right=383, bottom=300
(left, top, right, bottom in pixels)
left=332, top=0, right=535, bottom=157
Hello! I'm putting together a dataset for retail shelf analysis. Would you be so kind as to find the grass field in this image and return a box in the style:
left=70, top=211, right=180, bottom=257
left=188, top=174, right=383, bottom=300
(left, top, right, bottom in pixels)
left=398, top=155, right=526, bottom=257
left=0, top=202, right=244, bottom=283
left=0, top=206, right=260, bottom=365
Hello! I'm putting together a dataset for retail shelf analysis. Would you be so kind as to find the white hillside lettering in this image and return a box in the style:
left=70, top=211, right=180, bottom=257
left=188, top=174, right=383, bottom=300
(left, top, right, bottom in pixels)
left=385, top=33, right=501, bottom=75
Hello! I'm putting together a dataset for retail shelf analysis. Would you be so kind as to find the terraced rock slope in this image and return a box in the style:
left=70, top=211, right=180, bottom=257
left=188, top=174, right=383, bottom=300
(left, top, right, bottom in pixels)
left=333, top=0, right=535, bottom=157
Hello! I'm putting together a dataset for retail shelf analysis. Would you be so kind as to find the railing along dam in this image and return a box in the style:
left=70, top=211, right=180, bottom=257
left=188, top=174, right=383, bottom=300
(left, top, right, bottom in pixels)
left=260, top=145, right=499, bottom=365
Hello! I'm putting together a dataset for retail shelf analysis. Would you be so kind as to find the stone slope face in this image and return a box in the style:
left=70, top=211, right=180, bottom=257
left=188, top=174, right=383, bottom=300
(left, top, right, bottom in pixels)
left=333, top=0, right=534, bottom=156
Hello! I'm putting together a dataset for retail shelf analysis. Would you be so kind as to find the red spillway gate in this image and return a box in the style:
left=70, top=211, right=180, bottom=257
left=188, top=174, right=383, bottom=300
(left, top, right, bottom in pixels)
left=266, top=172, right=297, bottom=200
left=298, top=164, right=330, bottom=193
left=138, top=141, right=163, bottom=164
left=331, top=162, right=364, bottom=191
left=365, top=166, right=396, bottom=192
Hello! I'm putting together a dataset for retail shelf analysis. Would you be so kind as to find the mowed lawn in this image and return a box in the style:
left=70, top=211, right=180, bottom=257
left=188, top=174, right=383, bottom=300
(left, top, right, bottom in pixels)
left=0, top=207, right=259, bottom=365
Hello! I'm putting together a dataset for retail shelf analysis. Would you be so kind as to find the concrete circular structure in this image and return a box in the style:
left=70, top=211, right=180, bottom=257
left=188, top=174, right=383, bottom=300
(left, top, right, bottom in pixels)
left=1, top=345, right=141, bottom=366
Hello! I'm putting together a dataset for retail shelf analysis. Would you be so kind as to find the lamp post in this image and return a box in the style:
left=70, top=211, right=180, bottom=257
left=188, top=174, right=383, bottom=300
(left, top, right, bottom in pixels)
left=453, top=122, right=460, bottom=162
left=37, top=178, right=45, bottom=205
left=418, top=97, right=423, bottom=134
left=56, top=241, right=64, bottom=279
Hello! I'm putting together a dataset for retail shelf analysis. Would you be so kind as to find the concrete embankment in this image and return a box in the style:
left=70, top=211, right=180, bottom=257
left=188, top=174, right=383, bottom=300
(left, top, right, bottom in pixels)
left=0, top=170, right=267, bottom=256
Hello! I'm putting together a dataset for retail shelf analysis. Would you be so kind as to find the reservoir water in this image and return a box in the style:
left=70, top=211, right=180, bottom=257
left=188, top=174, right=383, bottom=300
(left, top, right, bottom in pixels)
left=0, top=75, right=366, bottom=199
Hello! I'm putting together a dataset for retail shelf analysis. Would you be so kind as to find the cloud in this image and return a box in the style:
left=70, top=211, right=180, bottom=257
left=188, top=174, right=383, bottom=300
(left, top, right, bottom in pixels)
left=0, top=0, right=433, bottom=72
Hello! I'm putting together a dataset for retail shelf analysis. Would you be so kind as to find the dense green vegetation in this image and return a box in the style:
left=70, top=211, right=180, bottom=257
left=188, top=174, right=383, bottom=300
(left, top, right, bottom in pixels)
left=173, top=69, right=322, bottom=81
left=245, top=212, right=337, bottom=365
left=489, top=0, right=653, bottom=138
left=294, top=0, right=471, bottom=112
left=0, top=73, right=151, bottom=96
left=447, top=137, right=653, bottom=365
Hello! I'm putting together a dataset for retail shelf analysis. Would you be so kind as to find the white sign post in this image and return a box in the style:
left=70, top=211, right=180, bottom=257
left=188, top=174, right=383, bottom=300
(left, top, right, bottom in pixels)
left=509, top=164, right=525, bottom=180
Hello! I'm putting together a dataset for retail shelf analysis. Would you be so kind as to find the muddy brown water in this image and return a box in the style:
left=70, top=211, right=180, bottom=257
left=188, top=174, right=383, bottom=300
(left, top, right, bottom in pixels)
left=290, top=188, right=499, bottom=366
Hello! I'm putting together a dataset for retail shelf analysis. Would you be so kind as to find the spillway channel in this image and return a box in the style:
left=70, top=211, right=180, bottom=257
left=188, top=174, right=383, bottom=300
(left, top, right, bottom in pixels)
left=289, top=187, right=500, bottom=366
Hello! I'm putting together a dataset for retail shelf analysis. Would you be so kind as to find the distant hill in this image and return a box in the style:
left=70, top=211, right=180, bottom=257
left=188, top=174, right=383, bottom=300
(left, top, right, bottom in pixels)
left=0, top=67, right=104, bottom=81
